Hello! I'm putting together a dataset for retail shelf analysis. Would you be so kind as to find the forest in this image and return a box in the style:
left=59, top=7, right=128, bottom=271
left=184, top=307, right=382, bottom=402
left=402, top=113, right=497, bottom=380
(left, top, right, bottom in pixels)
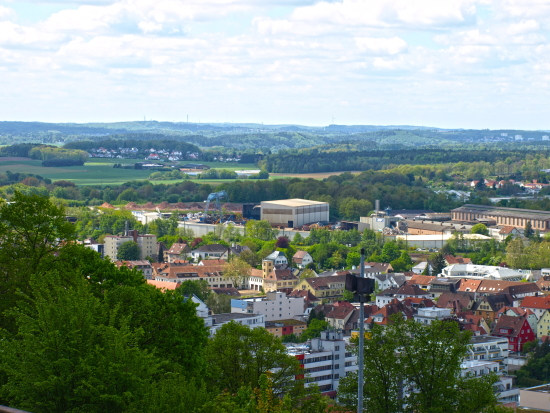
left=260, top=148, right=550, bottom=174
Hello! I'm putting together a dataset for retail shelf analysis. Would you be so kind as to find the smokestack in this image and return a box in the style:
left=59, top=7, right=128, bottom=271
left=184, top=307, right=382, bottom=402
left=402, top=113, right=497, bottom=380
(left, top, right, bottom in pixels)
left=375, top=200, right=380, bottom=212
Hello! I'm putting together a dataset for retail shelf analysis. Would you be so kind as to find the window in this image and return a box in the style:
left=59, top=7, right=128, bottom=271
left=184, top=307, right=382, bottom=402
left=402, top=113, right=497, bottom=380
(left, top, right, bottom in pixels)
left=335, top=364, right=339, bottom=369
left=335, top=346, right=340, bottom=351
left=335, top=355, right=339, bottom=360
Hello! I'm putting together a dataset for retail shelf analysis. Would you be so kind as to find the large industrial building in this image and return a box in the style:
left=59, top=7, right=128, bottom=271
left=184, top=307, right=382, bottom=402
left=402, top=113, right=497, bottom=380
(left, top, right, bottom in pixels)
left=451, top=204, right=550, bottom=232
left=260, top=199, right=329, bottom=228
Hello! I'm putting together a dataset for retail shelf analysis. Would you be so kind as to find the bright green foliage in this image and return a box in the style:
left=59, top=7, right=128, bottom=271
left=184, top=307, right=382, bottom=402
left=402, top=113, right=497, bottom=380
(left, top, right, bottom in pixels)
left=176, top=280, right=211, bottom=302
left=471, top=223, right=489, bottom=236
left=299, top=319, right=329, bottom=342
left=338, top=198, right=373, bottom=220
left=205, top=321, right=300, bottom=395
left=346, top=251, right=361, bottom=268
left=525, top=220, right=534, bottom=238
left=205, top=292, right=231, bottom=314
left=390, top=251, right=414, bottom=272
left=0, top=192, right=76, bottom=331
left=431, top=252, right=446, bottom=276
left=0, top=272, right=161, bottom=413
left=339, top=316, right=498, bottom=413
left=517, top=337, right=550, bottom=387
left=117, top=241, right=141, bottom=260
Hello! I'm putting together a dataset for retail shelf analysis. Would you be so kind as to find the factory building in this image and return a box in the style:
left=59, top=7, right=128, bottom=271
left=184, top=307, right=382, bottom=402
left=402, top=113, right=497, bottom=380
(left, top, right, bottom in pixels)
left=451, top=204, right=550, bottom=232
left=260, top=199, right=329, bottom=228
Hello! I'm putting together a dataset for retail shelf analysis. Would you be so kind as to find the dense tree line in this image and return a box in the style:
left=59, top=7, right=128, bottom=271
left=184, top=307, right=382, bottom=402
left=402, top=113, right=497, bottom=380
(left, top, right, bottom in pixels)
left=42, top=159, right=85, bottom=167
left=261, top=148, right=550, bottom=174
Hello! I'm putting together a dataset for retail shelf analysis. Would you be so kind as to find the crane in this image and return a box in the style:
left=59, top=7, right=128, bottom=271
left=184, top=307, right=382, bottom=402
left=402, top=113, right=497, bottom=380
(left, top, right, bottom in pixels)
left=203, top=190, right=229, bottom=223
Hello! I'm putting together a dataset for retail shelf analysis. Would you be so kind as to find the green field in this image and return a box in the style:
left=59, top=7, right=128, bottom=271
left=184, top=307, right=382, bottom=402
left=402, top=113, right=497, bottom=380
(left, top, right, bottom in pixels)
left=0, top=157, right=261, bottom=186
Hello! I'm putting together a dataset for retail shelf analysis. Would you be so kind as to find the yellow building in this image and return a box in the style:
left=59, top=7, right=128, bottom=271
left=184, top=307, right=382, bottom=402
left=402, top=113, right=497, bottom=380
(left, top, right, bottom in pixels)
left=261, top=260, right=299, bottom=293
left=293, top=274, right=347, bottom=301
left=537, top=309, right=550, bottom=338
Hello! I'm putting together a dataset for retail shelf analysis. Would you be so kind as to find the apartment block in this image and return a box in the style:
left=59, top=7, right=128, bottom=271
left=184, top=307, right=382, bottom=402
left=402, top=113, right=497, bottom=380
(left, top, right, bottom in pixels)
left=231, top=291, right=304, bottom=322
left=104, top=230, right=157, bottom=261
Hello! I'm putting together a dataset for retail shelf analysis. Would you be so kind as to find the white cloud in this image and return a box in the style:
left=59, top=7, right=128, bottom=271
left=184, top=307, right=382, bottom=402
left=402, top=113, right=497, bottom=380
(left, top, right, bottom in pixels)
left=0, top=5, right=16, bottom=21
left=0, top=0, right=549, bottom=128
left=355, top=37, right=407, bottom=55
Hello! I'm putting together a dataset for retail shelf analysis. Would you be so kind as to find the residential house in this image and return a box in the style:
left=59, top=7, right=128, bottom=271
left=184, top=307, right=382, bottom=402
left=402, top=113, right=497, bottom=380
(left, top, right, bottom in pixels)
left=444, top=255, right=472, bottom=265
left=535, top=275, right=550, bottom=292
left=191, top=244, right=230, bottom=262
left=368, top=273, right=406, bottom=291
left=198, top=258, right=226, bottom=266
left=521, top=296, right=550, bottom=319
left=437, top=292, right=476, bottom=314
left=210, top=287, right=241, bottom=297
left=402, top=297, right=437, bottom=309
left=499, top=226, right=521, bottom=241
left=230, top=291, right=304, bottom=322
left=264, top=250, right=289, bottom=267
left=263, top=267, right=299, bottom=294
left=428, top=277, right=462, bottom=298
left=457, top=312, right=491, bottom=336
left=289, top=289, right=322, bottom=310
left=363, top=262, right=393, bottom=274
left=413, top=307, right=452, bottom=325
left=375, top=283, right=430, bottom=306
left=492, top=314, right=536, bottom=352
left=245, top=268, right=265, bottom=291
left=472, top=295, right=511, bottom=322
left=293, top=251, right=313, bottom=269
left=325, top=301, right=356, bottom=330
left=496, top=307, right=538, bottom=332
left=365, top=299, right=414, bottom=329
left=165, top=242, right=191, bottom=263
left=265, top=319, right=307, bottom=338
left=536, top=310, right=550, bottom=339
left=294, top=274, right=348, bottom=301
left=115, top=260, right=154, bottom=279
left=229, top=244, right=251, bottom=257
left=409, top=275, right=436, bottom=291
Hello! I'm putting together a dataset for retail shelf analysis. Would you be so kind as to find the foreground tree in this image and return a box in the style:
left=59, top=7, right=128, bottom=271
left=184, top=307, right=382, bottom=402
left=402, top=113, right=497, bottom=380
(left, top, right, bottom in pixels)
left=339, top=316, right=499, bottom=413
left=0, top=272, right=161, bottom=413
left=0, top=192, right=76, bottom=332
left=205, top=321, right=300, bottom=395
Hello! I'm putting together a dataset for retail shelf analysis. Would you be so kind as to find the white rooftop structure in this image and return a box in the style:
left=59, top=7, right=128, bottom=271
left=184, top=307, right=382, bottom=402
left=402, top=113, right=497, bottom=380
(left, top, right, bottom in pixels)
left=441, top=264, right=524, bottom=281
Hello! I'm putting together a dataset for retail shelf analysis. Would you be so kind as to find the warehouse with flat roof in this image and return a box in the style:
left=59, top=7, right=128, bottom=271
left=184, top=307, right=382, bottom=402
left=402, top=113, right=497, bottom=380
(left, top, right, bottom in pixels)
left=451, top=204, right=550, bottom=232
left=261, top=199, right=329, bottom=228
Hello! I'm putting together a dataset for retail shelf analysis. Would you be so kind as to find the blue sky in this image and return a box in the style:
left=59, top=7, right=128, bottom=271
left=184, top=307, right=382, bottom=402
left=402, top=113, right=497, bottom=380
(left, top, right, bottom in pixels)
left=0, top=0, right=549, bottom=129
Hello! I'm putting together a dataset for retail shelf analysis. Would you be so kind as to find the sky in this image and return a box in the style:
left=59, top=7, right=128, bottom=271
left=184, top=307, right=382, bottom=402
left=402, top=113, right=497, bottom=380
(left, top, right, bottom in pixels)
left=0, top=0, right=549, bottom=129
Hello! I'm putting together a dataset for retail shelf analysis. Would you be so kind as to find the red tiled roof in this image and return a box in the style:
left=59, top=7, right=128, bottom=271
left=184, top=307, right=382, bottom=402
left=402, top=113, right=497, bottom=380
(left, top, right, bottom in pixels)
left=492, top=314, right=529, bottom=338
left=521, top=296, right=550, bottom=309
left=409, top=275, right=436, bottom=286
left=499, top=226, right=518, bottom=235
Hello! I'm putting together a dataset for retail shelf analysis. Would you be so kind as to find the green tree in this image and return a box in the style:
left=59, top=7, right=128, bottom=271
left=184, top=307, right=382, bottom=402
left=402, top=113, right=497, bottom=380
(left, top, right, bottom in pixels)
left=205, top=293, right=232, bottom=314
left=346, top=251, right=361, bottom=268
left=206, top=321, right=300, bottom=395
left=471, top=223, right=489, bottom=236
left=525, top=220, right=534, bottom=238
left=431, top=252, right=446, bottom=276
left=222, top=257, right=252, bottom=288
left=0, top=192, right=76, bottom=332
left=176, top=279, right=211, bottom=302
left=380, top=242, right=400, bottom=263
left=117, top=240, right=141, bottom=261
left=0, top=272, right=161, bottom=413
left=339, top=315, right=499, bottom=413
left=300, top=319, right=329, bottom=342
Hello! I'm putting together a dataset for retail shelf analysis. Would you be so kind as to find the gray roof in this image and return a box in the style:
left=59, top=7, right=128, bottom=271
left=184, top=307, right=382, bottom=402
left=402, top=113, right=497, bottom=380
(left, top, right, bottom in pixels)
left=211, top=313, right=261, bottom=324
left=265, top=250, right=286, bottom=260
left=452, top=204, right=550, bottom=221
left=193, top=244, right=229, bottom=253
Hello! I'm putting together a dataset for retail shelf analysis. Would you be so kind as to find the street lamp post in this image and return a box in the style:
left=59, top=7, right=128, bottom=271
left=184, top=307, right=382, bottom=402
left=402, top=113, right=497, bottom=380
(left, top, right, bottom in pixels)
left=358, top=248, right=365, bottom=413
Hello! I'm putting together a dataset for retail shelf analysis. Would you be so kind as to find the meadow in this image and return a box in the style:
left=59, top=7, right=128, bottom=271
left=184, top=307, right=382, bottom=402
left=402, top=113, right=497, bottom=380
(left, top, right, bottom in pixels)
left=0, top=157, right=262, bottom=186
